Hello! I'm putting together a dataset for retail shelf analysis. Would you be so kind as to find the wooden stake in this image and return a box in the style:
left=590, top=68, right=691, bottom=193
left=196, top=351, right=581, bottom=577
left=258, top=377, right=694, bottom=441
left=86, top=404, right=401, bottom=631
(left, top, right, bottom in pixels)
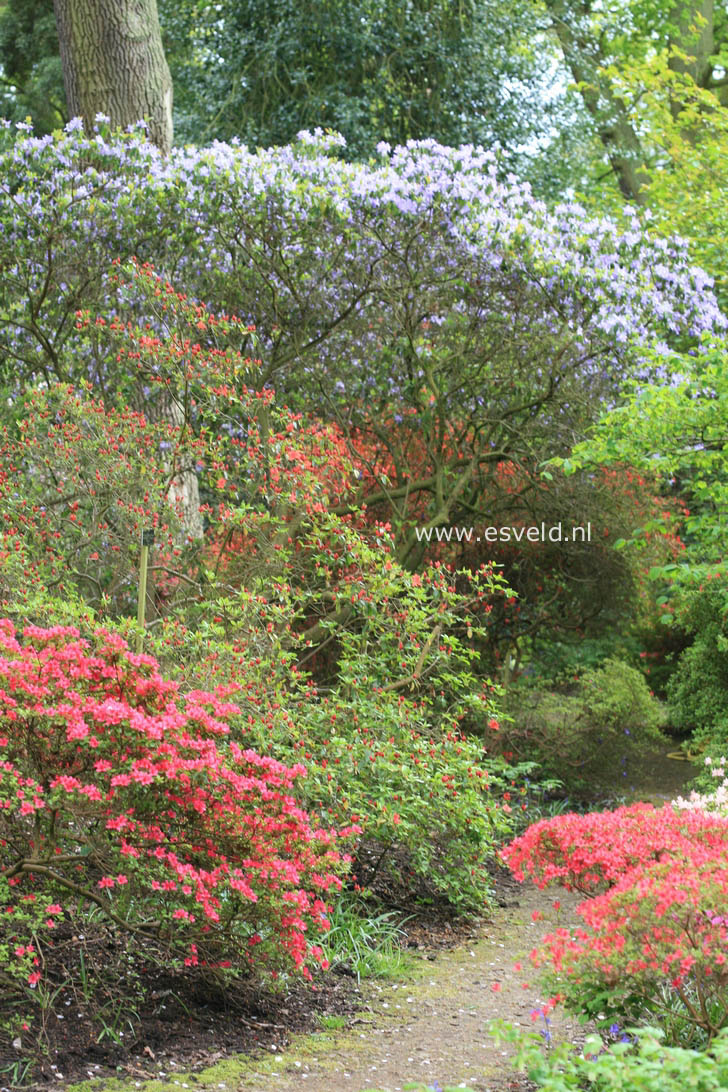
left=136, top=529, right=154, bottom=654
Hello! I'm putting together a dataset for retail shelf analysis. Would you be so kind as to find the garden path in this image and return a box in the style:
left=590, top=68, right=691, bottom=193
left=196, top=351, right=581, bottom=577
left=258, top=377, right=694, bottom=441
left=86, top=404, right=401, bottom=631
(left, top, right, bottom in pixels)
left=57, top=748, right=690, bottom=1092
left=225, top=881, right=584, bottom=1092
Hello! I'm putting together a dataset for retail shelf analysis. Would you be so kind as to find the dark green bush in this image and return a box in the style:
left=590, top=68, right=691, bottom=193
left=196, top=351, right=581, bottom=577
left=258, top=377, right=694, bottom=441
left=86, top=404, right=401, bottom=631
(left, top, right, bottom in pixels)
left=497, top=657, right=666, bottom=796
left=667, top=586, right=728, bottom=748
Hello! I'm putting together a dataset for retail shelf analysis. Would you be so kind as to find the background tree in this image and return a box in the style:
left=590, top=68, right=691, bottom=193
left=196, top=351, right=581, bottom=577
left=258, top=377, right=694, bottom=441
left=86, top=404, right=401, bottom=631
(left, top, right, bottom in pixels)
left=0, top=0, right=65, bottom=129
left=161, top=0, right=548, bottom=162
left=591, top=55, right=728, bottom=306
left=541, top=0, right=728, bottom=205
left=0, top=0, right=575, bottom=180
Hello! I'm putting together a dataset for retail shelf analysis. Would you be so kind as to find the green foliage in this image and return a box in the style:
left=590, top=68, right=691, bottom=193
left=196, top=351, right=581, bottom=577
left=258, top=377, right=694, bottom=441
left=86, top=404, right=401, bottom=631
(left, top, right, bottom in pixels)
left=0, top=0, right=65, bottom=131
left=538, top=0, right=728, bottom=208
left=666, top=585, right=728, bottom=744
left=579, top=657, right=665, bottom=735
left=610, top=56, right=728, bottom=296
left=557, top=336, right=728, bottom=602
left=319, top=898, right=412, bottom=981
left=492, top=1022, right=728, bottom=1092
left=177, top=0, right=546, bottom=160
left=499, top=658, right=666, bottom=796
left=0, top=0, right=551, bottom=169
left=234, top=686, right=526, bottom=912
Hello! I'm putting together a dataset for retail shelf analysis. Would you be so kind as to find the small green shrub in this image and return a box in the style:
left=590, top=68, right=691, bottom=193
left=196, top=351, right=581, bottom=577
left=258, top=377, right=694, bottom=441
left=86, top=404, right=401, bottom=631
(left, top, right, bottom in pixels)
left=498, top=658, right=666, bottom=796
left=492, top=1022, right=728, bottom=1092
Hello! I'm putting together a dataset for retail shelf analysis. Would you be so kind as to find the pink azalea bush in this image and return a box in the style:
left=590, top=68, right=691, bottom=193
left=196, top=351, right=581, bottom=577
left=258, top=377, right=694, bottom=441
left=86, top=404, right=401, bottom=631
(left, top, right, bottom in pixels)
left=502, top=804, right=728, bottom=1042
left=0, top=621, right=352, bottom=1051
left=502, top=803, right=728, bottom=894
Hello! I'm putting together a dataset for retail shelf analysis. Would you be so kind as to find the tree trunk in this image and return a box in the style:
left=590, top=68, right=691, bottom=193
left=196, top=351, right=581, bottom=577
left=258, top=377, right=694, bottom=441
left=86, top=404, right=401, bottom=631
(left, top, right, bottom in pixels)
left=669, top=0, right=714, bottom=89
left=163, top=394, right=205, bottom=542
left=52, top=2, right=201, bottom=537
left=53, top=0, right=172, bottom=154
left=547, top=0, right=650, bottom=204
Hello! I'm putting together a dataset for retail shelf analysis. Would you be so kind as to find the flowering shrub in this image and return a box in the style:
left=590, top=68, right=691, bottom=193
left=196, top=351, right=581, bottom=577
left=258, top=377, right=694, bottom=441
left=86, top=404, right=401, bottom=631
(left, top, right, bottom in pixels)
left=674, top=756, right=728, bottom=816
left=0, top=382, right=194, bottom=616
left=234, top=680, right=525, bottom=912
left=502, top=805, right=728, bottom=1043
left=146, top=524, right=522, bottom=911
left=0, top=622, right=351, bottom=1059
left=0, top=265, right=523, bottom=916
left=0, top=122, right=721, bottom=563
left=0, top=123, right=718, bottom=668
left=502, top=803, right=728, bottom=894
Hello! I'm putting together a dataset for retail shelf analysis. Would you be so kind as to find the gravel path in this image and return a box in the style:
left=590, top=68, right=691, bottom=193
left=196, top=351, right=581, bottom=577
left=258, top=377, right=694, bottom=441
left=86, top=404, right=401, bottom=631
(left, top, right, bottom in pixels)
left=230, top=882, right=586, bottom=1092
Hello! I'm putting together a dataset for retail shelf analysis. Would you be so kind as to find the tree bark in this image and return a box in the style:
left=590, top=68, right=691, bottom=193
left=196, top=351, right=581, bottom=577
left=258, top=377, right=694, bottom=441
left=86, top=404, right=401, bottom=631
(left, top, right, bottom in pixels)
left=53, top=0, right=172, bottom=154
left=52, top=2, right=202, bottom=537
left=163, top=394, right=205, bottom=542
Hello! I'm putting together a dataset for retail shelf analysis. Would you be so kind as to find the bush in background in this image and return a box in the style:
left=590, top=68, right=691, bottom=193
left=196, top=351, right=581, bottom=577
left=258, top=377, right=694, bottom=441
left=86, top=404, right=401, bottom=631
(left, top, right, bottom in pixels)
left=497, top=658, right=665, bottom=797
left=667, top=585, right=728, bottom=748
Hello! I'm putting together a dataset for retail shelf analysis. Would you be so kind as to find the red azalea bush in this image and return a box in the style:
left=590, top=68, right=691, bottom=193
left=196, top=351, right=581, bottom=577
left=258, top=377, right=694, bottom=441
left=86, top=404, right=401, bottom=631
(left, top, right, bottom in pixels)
left=501, top=803, right=728, bottom=894
left=0, top=621, right=351, bottom=1055
left=502, top=805, right=728, bottom=1043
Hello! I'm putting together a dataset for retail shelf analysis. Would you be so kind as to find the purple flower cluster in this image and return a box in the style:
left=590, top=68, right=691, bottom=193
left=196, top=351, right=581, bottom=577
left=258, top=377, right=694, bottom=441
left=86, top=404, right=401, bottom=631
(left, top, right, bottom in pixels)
left=0, top=122, right=722, bottom=462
